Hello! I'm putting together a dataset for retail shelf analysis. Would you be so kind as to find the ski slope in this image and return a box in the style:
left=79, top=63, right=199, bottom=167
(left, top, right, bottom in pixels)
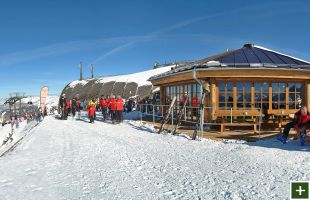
left=0, top=116, right=309, bottom=200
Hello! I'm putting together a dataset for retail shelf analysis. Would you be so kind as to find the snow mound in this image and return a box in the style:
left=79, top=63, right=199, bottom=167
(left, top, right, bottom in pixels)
left=68, top=80, right=88, bottom=88
left=97, top=65, right=173, bottom=86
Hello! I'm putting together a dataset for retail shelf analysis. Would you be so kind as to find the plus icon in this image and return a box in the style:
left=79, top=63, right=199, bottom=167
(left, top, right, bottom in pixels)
left=296, top=185, right=306, bottom=196
left=291, top=181, right=309, bottom=199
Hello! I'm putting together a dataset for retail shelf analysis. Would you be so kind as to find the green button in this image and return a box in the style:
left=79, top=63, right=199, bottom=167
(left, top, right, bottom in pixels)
left=291, top=182, right=309, bottom=199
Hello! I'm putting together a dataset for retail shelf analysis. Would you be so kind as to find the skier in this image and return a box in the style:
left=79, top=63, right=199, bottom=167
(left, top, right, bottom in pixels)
left=59, top=94, right=67, bottom=119
left=278, top=106, right=310, bottom=145
left=88, top=104, right=95, bottom=123
left=64, top=98, right=70, bottom=120
left=192, top=96, right=199, bottom=118
left=79, top=99, right=85, bottom=111
left=71, top=97, right=77, bottom=118
left=106, top=96, right=111, bottom=119
left=99, top=95, right=108, bottom=121
left=116, top=96, right=124, bottom=123
left=43, top=105, right=47, bottom=116
left=14, top=115, right=19, bottom=128
left=109, top=95, right=117, bottom=123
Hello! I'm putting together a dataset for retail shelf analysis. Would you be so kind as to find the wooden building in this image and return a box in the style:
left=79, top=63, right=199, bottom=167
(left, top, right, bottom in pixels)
left=149, top=44, right=310, bottom=125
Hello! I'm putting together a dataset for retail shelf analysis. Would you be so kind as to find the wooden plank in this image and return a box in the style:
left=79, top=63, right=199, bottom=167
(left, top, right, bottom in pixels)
left=216, top=109, right=260, bottom=116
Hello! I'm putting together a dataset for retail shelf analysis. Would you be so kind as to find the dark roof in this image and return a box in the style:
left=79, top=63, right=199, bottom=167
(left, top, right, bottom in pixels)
left=149, top=44, right=310, bottom=80
left=196, top=44, right=310, bottom=66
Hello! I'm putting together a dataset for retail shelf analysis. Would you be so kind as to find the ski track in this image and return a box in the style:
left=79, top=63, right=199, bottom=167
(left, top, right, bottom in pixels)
left=0, top=116, right=309, bottom=200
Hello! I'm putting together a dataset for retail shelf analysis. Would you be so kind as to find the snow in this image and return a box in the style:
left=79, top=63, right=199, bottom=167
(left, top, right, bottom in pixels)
left=97, top=65, right=173, bottom=86
left=0, top=120, right=39, bottom=156
left=68, top=80, right=89, bottom=88
left=0, top=115, right=309, bottom=200
left=21, top=96, right=59, bottom=109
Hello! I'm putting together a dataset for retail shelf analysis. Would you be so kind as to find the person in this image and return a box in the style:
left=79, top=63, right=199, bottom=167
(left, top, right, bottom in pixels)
left=15, top=114, right=19, bottom=128
left=106, top=95, right=111, bottom=120
left=71, top=97, right=77, bottom=118
left=88, top=104, right=95, bottom=123
left=109, top=95, right=117, bottom=123
left=116, top=96, right=124, bottom=123
left=43, top=105, right=48, bottom=116
left=191, top=96, right=199, bottom=118
left=79, top=99, right=85, bottom=111
left=99, top=96, right=108, bottom=121
left=59, top=94, right=67, bottom=119
left=65, top=98, right=70, bottom=119
left=279, top=106, right=310, bottom=145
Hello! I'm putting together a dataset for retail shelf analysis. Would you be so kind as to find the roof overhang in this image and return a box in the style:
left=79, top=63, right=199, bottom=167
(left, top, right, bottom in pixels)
left=150, top=67, right=310, bottom=86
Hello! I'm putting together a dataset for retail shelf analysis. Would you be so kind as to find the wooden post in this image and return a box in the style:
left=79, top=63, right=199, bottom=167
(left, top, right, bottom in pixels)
left=268, top=83, right=272, bottom=111
left=210, top=78, right=217, bottom=120
left=251, top=82, right=255, bottom=109
left=233, top=81, right=237, bottom=109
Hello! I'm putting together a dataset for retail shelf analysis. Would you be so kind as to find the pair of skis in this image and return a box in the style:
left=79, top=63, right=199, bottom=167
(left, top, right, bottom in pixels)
left=158, top=96, right=177, bottom=134
left=192, top=90, right=207, bottom=140
left=171, top=97, right=189, bottom=135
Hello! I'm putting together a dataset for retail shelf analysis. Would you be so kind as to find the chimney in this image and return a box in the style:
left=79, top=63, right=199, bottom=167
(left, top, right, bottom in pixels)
left=79, top=62, right=83, bottom=80
left=243, top=43, right=254, bottom=48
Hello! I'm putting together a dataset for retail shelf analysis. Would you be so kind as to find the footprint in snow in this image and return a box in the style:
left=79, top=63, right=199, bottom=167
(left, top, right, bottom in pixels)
left=31, top=187, right=43, bottom=192
left=1, top=182, right=13, bottom=187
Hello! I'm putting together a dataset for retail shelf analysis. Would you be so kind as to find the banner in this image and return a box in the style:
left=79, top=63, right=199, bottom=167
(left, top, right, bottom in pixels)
left=40, top=86, right=49, bottom=112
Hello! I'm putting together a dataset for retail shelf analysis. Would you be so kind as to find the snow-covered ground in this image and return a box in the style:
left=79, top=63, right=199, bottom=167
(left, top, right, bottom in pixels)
left=0, top=115, right=309, bottom=200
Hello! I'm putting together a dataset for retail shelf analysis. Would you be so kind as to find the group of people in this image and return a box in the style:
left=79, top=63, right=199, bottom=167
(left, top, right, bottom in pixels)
left=279, top=106, right=310, bottom=146
left=59, top=94, right=125, bottom=124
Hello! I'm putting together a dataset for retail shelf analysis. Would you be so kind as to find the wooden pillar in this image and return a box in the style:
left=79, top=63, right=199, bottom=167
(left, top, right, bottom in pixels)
left=210, top=78, right=217, bottom=120
left=160, top=86, right=165, bottom=105
left=233, top=81, right=237, bottom=109
left=285, top=83, right=289, bottom=113
left=268, top=83, right=272, bottom=111
left=251, top=82, right=255, bottom=109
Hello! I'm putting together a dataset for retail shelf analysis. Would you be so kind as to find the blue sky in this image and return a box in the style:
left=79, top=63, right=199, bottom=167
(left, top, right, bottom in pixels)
left=0, top=0, right=309, bottom=97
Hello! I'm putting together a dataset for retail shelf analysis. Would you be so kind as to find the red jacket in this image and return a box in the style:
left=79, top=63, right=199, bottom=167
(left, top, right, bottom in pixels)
left=99, top=98, right=107, bottom=108
left=88, top=105, right=95, bottom=117
left=191, top=97, right=199, bottom=107
left=109, top=98, right=117, bottom=111
left=294, top=111, right=310, bottom=131
left=66, top=100, right=71, bottom=109
left=116, top=98, right=124, bottom=111
left=107, top=98, right=111, bottom=108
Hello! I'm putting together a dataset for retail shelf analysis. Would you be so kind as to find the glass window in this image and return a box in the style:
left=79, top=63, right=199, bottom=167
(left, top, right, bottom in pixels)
left=289, top=83, right=303, bottom=109
left=254, top=82, right=269, bottom=110
left=236, top=82, right=252, bottom=109
left=218, top=82, right=234, bottom=109
left=272, top=82, right=286, bottom=109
